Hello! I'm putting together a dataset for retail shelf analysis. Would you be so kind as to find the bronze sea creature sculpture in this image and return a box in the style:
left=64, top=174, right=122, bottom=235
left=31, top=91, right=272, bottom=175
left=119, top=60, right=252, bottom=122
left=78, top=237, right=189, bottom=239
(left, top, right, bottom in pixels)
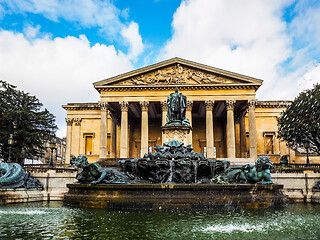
left=0, top=162, right=43, bottom=189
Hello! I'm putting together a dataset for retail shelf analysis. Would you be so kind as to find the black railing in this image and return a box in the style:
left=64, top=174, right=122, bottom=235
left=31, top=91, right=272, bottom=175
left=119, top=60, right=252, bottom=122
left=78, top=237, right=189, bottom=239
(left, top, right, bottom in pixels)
left=271, top=163, right=320, bottom=173
left=23, top=163, right=72, bottom=168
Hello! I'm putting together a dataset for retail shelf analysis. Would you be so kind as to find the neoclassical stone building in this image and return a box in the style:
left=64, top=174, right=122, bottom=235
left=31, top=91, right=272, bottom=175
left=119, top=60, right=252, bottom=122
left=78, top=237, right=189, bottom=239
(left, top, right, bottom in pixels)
left=63, top=58, right=299, bottom=164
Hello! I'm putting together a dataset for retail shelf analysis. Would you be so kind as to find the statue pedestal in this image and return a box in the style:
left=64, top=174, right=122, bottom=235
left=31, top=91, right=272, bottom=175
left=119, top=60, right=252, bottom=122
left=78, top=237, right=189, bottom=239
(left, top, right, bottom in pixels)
left=162, top=125, right=192, bottom=145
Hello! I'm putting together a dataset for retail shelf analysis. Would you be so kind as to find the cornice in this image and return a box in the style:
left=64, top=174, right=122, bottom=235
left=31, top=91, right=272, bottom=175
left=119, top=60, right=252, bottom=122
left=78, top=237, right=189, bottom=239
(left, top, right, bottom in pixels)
left=62, top=103, right=100, bottom=111
left=96, top=84, right=260, bottom=93
left=256, top=101, right=292, bottom=108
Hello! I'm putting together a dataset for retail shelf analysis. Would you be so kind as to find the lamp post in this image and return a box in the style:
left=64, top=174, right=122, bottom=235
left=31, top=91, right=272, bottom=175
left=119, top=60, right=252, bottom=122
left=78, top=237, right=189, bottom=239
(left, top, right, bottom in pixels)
left=304, top=142, right=310, bottom=166
left=49, top=141, right=56, bottom=167
left=8, top=134, right=14, bottom=163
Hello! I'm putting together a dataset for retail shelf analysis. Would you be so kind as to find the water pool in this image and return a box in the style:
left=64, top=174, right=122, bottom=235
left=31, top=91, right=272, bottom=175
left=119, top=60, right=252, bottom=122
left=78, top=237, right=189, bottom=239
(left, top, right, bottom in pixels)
left=0, top=202, right=319, bottom=239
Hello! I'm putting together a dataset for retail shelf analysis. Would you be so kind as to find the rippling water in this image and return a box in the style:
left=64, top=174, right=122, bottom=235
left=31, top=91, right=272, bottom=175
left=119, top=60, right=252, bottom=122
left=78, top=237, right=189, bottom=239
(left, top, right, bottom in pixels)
left=0, top=202, right=319, bottom=240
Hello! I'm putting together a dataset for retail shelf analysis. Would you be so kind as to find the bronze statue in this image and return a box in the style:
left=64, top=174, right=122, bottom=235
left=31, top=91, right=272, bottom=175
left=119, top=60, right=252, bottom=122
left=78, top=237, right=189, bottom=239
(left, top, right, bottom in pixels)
left=166, top=87, right=190, bottom=126
left=0, top=162, right=43, bottom=189
left=70, top=155, right=133, bottom=184
left=224, top=156, right=273, bottom=184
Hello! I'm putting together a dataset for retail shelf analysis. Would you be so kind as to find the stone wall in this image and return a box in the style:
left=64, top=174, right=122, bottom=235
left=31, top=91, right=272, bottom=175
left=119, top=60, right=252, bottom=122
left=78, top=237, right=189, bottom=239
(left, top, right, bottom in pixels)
left=0, top=168, right=77, bottom=204
left=25, top=167, right=77, bottom=201
left=272, top=172, right=320, bottom=203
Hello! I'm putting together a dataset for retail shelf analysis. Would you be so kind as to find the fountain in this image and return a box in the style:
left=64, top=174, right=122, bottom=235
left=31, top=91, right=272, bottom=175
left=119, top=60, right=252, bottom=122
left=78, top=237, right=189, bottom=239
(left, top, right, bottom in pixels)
left=0, top=162, right=43, bottom=204
left=64, top=88, right=287, bottom=210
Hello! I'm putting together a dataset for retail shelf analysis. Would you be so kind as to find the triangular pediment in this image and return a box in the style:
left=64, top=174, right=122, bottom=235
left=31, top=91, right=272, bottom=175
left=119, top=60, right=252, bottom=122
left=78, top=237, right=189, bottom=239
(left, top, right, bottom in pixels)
left=94, top=58, right=263, bottom=88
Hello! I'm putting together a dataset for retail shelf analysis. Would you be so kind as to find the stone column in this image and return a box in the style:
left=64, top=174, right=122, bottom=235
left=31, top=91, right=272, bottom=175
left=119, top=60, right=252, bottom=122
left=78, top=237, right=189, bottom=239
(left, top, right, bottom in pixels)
left=65, top=118, right=73, bottom=164
left=248, top=100, right=257, bottom=159
left=116, top=123, right=121, bottom=158
left=161, top=100, right=168, bottom=144
left=119, top=101, right=129, bottom=158
left=110, top=113, right=117, bottom=158
left=240, top=110, right=247, bottom=158
left=205, top=100, right=215, bottom=158
left=186, top=100, right=193, bottom=146
left=235, top=116, right=241, bottom=158
left=99, top=102, right=108, bottom=159
left=140, top=101, right=149, bottom=157
left=73, top=118, right=82, bottom=157
left=226, top=100, right=236, bottom=158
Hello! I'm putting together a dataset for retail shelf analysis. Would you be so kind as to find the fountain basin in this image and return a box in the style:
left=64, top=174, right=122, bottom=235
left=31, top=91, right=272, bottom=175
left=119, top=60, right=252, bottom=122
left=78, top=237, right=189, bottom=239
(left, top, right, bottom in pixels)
left=64, top=183, right=287, bottom=210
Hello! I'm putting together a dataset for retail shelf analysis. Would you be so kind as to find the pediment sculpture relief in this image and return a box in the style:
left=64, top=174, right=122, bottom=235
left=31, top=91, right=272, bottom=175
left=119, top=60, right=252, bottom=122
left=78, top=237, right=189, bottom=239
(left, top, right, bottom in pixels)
left=118, top=64, right=238, bottom=86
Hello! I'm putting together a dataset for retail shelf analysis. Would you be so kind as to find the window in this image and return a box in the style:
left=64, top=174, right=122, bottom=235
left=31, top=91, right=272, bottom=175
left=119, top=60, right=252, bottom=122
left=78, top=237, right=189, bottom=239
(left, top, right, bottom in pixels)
left=246, top=132, right=250, bottom=157
left=264, top=132, right=275, bottom=155
left=85, top=136, right=93, bottom=155
left=83, top=132, right=95, bottom=155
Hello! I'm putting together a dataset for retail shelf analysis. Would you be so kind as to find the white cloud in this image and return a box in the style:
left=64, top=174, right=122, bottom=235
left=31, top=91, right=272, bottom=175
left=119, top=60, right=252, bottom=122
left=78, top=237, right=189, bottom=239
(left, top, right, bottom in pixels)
left=159, top=0, right=311, bottom=100
left=2, top=0, right=144, bottom=53
left=0, top=30, right=133, bottom=137
left=121, top=21, right=144, bottom=60
left=298, top=62, right=320, bottom=91
left=23, top=24, right=41, bottom=39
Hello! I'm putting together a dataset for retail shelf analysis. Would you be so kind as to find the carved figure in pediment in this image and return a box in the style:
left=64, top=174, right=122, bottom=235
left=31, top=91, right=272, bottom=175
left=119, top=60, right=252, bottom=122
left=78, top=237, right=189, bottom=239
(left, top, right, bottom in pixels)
left=202, top=75, right=221, bottom=84
left=186, top=70, right=222, bottom=84
left=176, top=64, right=184, bottom=75
left=131, top=76, right=147, bottom=85
left=154, top=70, right=173, bottom=84
left=119, top=64, right=232, bottom=86
left=186, top=70, right=202, bottom=84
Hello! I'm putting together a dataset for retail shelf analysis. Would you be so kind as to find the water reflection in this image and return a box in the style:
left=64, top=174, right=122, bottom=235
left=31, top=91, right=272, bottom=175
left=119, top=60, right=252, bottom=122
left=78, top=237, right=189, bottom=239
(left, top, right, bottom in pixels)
left=0, top=202, right=319, bottom=240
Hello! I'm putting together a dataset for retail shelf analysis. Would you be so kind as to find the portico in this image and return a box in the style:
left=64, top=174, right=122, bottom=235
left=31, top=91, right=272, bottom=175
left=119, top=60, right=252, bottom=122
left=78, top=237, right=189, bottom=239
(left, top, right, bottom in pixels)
left=63, top=58, right=261, bottom=163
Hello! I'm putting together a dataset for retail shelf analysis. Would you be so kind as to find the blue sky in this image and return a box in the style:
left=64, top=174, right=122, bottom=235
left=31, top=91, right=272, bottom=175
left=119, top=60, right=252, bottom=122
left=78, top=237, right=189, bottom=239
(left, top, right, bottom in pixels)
left=0, top=0, right=319, bottom=136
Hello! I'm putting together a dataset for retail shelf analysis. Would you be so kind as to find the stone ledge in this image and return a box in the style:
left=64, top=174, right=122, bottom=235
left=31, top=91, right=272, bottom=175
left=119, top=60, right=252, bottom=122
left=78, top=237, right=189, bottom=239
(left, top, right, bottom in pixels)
left=0, top=188, right=44, bottom=204
left=64, top=183, right=286, bottom=210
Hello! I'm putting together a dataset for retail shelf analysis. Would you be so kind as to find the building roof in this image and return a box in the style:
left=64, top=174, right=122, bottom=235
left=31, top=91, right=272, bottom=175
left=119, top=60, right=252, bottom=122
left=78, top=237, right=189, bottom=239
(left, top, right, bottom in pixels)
left=93, top=57, right=263, bottom=90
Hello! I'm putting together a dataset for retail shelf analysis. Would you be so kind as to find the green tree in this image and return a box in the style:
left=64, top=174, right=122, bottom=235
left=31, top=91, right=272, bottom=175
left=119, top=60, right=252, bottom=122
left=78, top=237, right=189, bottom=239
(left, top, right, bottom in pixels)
left=278, top=83, right=320, bottom=154
left=0, top=80, right=57, bottom=164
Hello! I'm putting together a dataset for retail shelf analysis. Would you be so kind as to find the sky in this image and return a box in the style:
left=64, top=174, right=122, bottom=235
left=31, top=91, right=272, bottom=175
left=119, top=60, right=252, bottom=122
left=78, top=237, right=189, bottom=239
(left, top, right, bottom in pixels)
left=0, top=0, right=319, bottom=137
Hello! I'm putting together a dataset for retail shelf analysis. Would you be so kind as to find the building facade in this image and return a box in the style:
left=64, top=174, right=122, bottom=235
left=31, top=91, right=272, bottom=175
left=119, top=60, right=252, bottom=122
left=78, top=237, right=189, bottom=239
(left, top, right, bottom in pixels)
left=62, top=58, right=315, bottom=164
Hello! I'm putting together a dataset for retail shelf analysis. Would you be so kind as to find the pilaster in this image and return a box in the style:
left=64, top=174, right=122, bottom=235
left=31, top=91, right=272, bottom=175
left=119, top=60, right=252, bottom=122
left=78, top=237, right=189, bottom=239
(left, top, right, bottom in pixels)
left=73, top=118, right=82, bottom=157
left=65, top=118, right=73, bottom=164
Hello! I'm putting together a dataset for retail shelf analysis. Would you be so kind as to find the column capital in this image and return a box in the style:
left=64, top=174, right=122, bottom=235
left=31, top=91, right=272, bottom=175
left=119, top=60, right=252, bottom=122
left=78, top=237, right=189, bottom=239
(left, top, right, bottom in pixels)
left=99, top=101, right=108, bottom=111
left=119, top=101, right=129, bottom=112
left=248, top=99, right=257, bottom=110
left=139, top=101, right=149, bottom=112
left=73, top=118, right=82, bottom=126
left=225, top=100, right=236, bottom=111
left=186, top=100, right=193, bottom=111
left=160, top=100, right=168, bottom=111
left=205, top=100, right=215, bottom=111
left=65, top=118, right=73, bottom=126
